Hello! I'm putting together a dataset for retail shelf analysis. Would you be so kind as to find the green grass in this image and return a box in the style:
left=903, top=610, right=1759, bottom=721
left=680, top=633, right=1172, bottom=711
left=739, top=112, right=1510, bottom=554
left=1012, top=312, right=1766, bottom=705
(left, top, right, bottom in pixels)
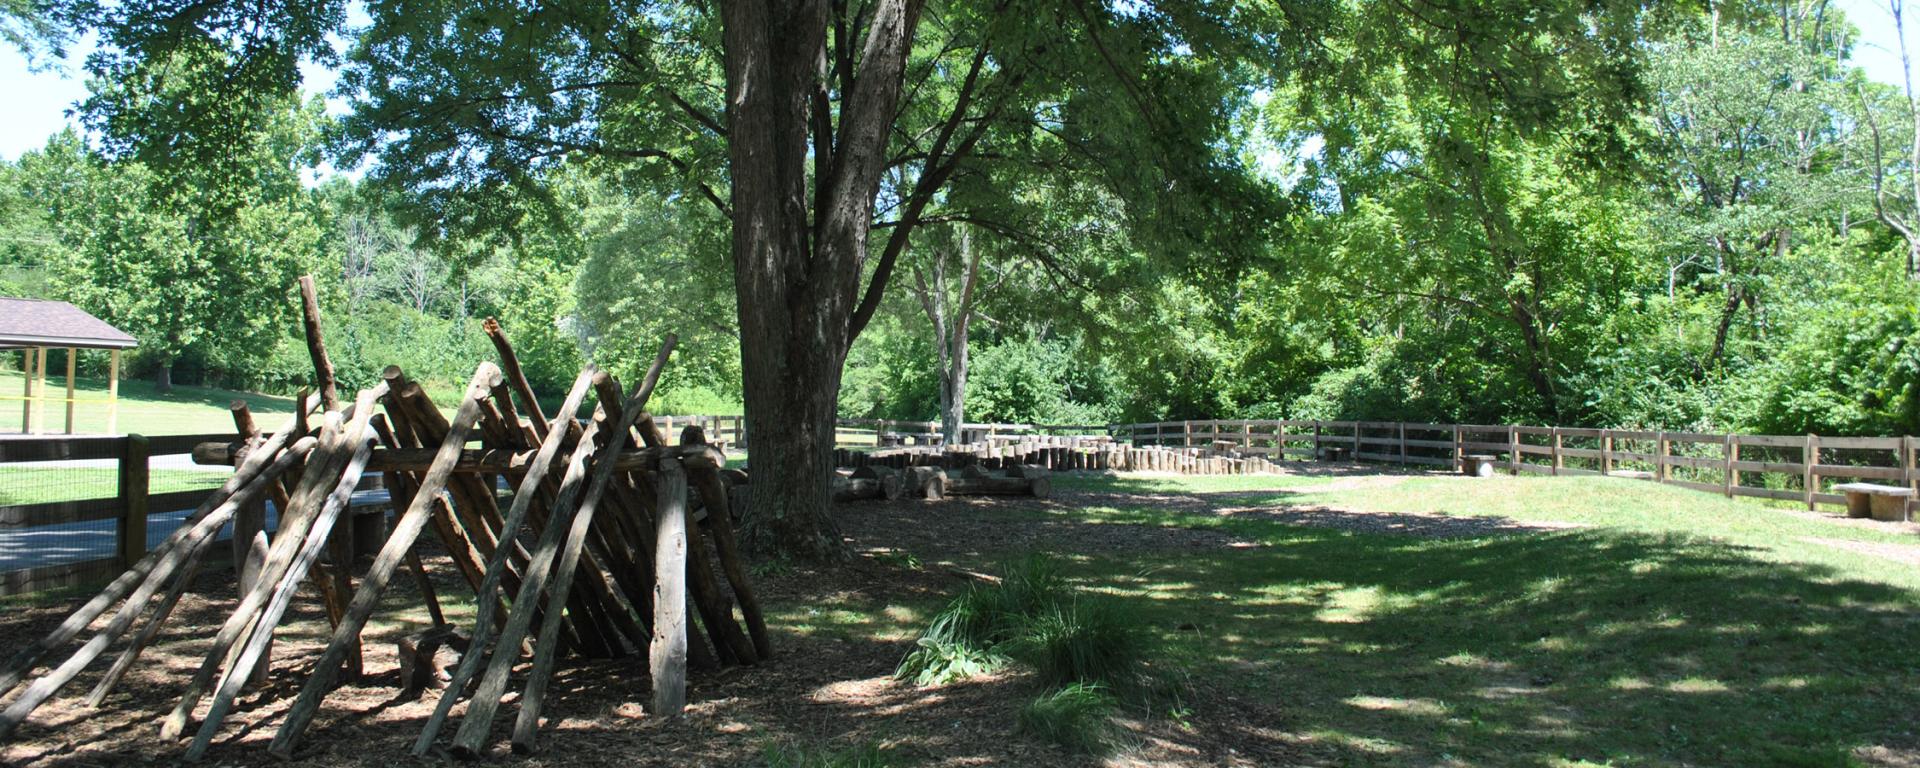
left=1028, top=471, right=1920, bottom=765
left=1016, top=683, right=1121, bottom=755
left=0, top=368, right=294, bottom=436
left=761, top=739, right=898, bottom=768
left=0, top=465, right=229, bottom=505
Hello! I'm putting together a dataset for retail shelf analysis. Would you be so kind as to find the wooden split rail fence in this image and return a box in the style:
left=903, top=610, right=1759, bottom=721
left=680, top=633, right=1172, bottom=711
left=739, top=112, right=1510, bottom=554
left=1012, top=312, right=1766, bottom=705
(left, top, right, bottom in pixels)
left=1111, top=419, right=1920, bottom=515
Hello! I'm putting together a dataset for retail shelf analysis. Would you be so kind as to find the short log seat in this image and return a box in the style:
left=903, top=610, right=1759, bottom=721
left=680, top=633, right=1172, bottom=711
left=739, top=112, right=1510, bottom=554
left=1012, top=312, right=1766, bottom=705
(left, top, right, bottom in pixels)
left=1833, top=482, right=1915, bottom=522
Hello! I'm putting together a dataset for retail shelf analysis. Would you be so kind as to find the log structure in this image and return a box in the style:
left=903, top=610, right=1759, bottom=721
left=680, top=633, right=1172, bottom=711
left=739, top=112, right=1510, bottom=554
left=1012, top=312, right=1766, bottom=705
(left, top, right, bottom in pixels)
left=833, top=434, right=1281, bottom=478
left=0, top=280, right=768, bottom=761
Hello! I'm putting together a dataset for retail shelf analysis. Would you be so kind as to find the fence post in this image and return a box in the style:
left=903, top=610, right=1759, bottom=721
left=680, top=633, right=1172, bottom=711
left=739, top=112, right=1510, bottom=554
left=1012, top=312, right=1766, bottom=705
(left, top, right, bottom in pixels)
left=1451, top=424, right=1462, bottom=471
left=1354, top=422, right=1363, bottom=462
left=117, top=434, right=149, bottom=569
left=1803, top=433, right=1819, bottom=510
left=1508, top=425, right=1519, bottom=475
left=1905, top=435, right=1916, bottom=518
left=1398, top=422, right=1408, bottom=465
left=1183, top=420, right=1192, bottom=448
left=1651, top=431, right=1668, bottom=483
left=1723, top=433, right=1738, bottom=498
left=1550, top=427, right=1562, bottom=475
left=1601, top=430, right=1613, bottom=475
left=1313, top=420, right=1323, bottom=461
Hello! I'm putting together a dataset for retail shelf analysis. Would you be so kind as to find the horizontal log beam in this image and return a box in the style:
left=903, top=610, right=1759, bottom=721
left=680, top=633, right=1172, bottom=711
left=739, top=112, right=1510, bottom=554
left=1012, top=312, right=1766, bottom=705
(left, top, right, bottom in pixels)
left=192, top=442, right=725, bottom=474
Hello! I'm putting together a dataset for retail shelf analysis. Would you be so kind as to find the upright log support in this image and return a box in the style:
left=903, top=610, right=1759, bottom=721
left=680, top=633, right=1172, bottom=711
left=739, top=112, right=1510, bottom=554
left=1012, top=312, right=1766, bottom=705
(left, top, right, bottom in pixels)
left=650, top=458, right=689, bottom=718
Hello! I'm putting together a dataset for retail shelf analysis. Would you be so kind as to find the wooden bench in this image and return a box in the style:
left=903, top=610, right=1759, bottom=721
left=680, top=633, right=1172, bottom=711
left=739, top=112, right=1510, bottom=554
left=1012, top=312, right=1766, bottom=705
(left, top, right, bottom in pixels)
left=1834, top=482, right=1916, bottom=522
left=1461, top=454, right=1497, bottom=478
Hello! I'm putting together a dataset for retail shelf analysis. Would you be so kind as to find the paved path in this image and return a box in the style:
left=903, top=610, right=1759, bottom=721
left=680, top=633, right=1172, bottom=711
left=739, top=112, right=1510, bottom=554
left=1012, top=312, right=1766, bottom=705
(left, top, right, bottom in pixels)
left=0, top=488, right=395, bottom=572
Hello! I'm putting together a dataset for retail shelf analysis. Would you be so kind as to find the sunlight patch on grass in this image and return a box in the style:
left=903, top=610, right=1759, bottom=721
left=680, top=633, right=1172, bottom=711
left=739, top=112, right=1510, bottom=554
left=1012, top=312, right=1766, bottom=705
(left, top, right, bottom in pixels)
left=1346, top=695, right=1451, bottom=717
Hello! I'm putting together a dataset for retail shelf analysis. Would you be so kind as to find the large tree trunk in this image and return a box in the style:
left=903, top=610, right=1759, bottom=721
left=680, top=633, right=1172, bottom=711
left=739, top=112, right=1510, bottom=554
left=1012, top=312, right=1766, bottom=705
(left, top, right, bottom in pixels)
left=155, top=360, right=174, bottom=394
left=719, top=0, right=923, bottom=562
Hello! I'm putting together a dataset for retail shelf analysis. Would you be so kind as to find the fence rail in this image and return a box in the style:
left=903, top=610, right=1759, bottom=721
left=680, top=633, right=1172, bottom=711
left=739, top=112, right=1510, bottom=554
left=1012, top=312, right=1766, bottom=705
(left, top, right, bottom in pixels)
left=1108, top=419, right=1919, bottom=515
left=0, top=432, right=243, bottom=595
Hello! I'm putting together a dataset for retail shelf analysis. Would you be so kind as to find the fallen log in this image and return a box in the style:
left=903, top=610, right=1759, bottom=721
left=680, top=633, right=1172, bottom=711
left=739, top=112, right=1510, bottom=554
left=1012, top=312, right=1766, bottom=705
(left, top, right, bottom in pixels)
left=945, top=473, right=1050, bottom=498
left=832, top=474, right=904, bottom=501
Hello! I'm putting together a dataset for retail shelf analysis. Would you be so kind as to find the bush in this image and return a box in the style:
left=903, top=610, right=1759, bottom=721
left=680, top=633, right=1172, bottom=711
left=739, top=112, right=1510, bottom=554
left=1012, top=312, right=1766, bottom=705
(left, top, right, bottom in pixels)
left=1016, top=683, right=1119, bottom=755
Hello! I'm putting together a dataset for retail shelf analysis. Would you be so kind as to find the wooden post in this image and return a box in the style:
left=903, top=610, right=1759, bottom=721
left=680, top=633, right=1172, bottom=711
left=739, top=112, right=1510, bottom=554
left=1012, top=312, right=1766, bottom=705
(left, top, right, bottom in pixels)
left=117, top=434, right=149, bottom=569
left=1508, top=425, right=1520, bottom=475
left=1723, top=434, right=1738, bottom=498
left=24, top=347, right=45, bottom=434
left=1313, top=420, right=1323, bottom=460
left=1905, top=435, right=1917, bottom=518
left=1398, top=422, right=1408, bottom=464
left=1656, top=431, right=1670, bottom=483
left=1452, top=424, right=1463, bottom=471
left=650, top=459, right=689, bottom=717
left=16, top=348, right=29, bottom=434
left=1354, top=422, right=1363, bottom=461
left=63, top=348, right=75, bottom=434
left=1601, top=430, right=1613, bottom=475
left=1550, top=427, right=1563, bottom=475
left=1804, top=433, right=1819, bottom=510
left=1183, top=420, right=1192, bottom=448
left=106, top=349, right=120, bottom=435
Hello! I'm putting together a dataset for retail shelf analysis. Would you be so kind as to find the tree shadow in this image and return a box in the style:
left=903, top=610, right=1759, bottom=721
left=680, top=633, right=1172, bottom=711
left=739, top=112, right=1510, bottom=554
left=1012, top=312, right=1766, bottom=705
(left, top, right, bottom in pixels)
left=1081, top=521, right=1920, bottom=765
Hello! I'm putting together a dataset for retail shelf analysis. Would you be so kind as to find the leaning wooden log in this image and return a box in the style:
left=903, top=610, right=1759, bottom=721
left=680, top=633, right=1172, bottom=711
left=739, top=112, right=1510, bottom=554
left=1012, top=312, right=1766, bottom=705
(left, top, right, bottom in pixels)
left=188, top=390, right=386, bottom=760
left=269, top=364, right=504, bottom=759
left=0, top=432, right=320, bottom=741
left=483, top=317, right=550, bottom=441
left=449, top=335, right=672, bottom=757
left=73, top=433, right=316, bottom=712
left=164, top=390, right=387, bottom=742
left=225, top=403, right=274, bottom=689
left=298, top=275, right=340, bottom=412
left=945, top=473, right=1051, bottom=498
left=443, top=410, right=609, bottom=758
left=411, top=369, right=597, bottom=755
left=0, top=395, right=314, bottom=699
left=681, top=431, right=772, bottom=660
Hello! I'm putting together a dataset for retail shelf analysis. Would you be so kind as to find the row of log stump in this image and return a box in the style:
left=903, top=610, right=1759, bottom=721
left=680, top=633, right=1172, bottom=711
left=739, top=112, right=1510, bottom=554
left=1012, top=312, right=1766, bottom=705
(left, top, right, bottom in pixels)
left=835, top=436, right=1283, bottom=479
left=0, top=278, right=767, bottom=761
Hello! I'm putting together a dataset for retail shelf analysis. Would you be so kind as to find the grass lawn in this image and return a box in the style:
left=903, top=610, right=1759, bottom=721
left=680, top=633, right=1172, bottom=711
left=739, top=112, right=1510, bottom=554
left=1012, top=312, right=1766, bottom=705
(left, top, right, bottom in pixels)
left=891, top=471, right=1920, bottom=765
left=0, top=465, right=229, bottom=506
left=0, top=369, right=293, bottom=436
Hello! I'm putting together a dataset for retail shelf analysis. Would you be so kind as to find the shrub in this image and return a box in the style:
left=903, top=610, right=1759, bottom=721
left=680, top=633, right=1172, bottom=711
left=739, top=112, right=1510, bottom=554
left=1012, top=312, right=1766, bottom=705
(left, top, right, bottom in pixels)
left=1016, top=683, right=1119, bottom=755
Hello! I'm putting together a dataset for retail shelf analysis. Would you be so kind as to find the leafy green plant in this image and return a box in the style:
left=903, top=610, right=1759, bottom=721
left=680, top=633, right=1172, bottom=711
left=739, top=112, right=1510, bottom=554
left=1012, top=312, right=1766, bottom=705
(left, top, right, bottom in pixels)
left=1016, top=683, right=1119, bottom=755
left=895, top=636, right=1007, bottom=687
left=870, top=550, right=922, bottom=570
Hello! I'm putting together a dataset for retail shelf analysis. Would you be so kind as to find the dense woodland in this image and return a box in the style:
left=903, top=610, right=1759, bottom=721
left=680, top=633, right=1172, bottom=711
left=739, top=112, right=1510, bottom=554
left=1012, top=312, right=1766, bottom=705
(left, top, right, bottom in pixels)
left=0, top=0, right=1915, bottom=442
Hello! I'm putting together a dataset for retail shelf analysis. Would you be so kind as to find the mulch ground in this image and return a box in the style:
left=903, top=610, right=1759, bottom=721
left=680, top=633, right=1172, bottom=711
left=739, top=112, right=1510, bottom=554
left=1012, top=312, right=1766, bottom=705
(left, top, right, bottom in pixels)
left=0, top=474, right=1351, bottom=768
left=17, top=464, right=1867, bottom=767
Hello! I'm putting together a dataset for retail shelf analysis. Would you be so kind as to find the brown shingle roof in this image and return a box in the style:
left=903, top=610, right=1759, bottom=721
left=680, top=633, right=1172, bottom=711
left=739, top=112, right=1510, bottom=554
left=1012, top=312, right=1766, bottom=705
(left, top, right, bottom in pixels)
left=0, top=298, right=139, bottom=350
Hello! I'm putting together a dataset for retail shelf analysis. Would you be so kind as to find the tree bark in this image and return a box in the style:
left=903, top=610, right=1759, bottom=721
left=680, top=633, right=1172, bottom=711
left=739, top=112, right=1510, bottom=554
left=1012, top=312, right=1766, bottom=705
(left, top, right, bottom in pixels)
left=719, top=0, right=925, bottom=562
left=155, top=360, right=173, bottom=393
